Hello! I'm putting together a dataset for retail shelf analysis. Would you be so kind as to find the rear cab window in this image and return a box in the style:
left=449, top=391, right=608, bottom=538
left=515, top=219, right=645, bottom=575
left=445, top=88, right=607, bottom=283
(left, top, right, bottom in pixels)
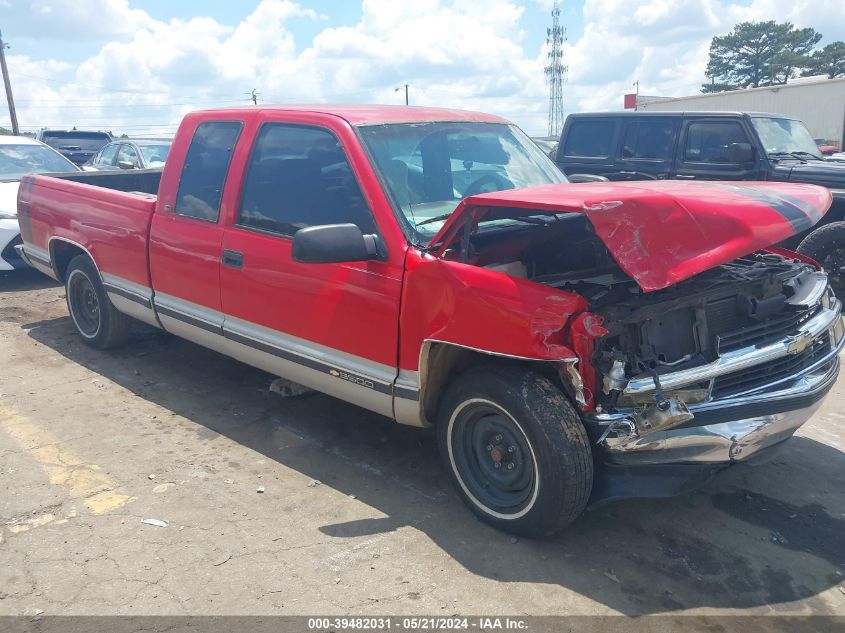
left=561, top=119, right=617, bottom=158
left=174, top=121, right=243, bottom=222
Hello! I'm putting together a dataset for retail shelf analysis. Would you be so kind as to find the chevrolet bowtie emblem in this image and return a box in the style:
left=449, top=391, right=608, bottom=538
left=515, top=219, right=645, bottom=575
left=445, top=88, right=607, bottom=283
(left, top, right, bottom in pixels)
left=786, top=332, right=814, bottom=355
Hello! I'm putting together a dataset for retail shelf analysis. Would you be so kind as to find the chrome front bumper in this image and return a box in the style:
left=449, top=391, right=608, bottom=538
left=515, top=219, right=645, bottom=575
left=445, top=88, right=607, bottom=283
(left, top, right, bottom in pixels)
left=586, top=299, right=844, bottom=466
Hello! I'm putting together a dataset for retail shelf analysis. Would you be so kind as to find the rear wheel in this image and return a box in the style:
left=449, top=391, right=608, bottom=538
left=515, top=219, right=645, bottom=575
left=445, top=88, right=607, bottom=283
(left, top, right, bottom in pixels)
left=437, top=365, right=593, bottom=537
left=65, top=255, right=131, bottom=349
left=797, top=221, right=845, bottom=292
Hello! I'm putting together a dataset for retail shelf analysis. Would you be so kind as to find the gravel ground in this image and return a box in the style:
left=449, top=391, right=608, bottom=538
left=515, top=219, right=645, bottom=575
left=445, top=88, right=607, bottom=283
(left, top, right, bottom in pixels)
left=1, top=268, right=844, bottom=617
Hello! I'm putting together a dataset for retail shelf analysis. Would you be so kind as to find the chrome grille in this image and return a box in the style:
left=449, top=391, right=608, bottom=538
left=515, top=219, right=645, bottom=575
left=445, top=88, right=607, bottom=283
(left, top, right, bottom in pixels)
left=711, top=336, right=832, bottom=398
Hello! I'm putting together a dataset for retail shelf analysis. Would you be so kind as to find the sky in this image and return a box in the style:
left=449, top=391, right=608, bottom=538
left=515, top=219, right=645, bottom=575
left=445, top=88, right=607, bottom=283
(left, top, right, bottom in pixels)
left=1, top=0, right=844, bottom=137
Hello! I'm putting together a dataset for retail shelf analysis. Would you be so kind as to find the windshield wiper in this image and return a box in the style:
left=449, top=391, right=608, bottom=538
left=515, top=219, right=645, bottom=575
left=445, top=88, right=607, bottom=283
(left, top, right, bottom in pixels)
left=791, top=151, right=824, bottom=160
left=768, top=151, right=822, bottom=161
left=414, top=212, right=454, bottom=228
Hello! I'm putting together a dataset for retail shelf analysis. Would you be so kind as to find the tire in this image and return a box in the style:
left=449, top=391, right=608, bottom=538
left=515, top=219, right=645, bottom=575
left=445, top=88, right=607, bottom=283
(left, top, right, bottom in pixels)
left=436, top=365, right=593, bottom=537
left=797, top=221, right=845, bottom=293
left=65, top=254, right=131, bottom=349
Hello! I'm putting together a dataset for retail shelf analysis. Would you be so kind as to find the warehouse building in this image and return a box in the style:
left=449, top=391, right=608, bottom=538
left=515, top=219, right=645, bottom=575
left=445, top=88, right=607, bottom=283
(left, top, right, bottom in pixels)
left=633, top=76, right=845, bottom=148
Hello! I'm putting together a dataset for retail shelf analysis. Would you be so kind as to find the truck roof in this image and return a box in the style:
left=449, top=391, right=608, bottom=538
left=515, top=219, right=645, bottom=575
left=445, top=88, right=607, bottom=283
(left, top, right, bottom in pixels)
left=191, top=104, right=510, bottom=126
left=566, top=111, right=797, bottom=120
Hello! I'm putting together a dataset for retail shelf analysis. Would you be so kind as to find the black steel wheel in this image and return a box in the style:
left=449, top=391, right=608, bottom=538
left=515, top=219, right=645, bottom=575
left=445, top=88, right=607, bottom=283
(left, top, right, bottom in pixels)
left=437, top=365, right=593, bottom=537
left=449, top=399, right=537, bottom=517
left=67, top=267, right=101, bottom=338
left=65, top=254, right=132, bottom=349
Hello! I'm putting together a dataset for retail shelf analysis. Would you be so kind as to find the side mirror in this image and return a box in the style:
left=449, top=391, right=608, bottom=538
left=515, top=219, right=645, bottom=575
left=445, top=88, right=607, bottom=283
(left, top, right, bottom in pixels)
left=292, top=224, right=379, bottom=264
left=727, top=142, right=753, bottom=163
left=567, top=173, right=610, bottom=183
left=117, top=160, right=135, bottom=170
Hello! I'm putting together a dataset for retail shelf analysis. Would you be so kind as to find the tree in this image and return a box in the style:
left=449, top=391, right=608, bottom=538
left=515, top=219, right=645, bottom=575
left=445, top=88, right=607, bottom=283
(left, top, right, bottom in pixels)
left=803, top=41, right=845, bottom=78
left=702, top=21, right=821, bottom=92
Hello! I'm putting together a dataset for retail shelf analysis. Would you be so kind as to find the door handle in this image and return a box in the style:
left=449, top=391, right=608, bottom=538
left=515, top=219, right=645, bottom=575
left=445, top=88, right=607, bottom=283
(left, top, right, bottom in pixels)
left=675, top=174, right=696, bottom=179
left=221, top=249, right=244, bottom=269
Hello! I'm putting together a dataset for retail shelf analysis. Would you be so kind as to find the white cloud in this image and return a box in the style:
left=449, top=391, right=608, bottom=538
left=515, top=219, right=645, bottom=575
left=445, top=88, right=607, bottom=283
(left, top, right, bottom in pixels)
left=4, top=0, right=845, bottom=137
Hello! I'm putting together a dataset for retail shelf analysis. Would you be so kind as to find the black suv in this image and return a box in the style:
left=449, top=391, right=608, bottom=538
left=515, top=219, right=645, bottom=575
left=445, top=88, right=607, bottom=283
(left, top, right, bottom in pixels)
left=36, top=130, right=112, bottom=166
left=555, top=111, right=845, bottom=287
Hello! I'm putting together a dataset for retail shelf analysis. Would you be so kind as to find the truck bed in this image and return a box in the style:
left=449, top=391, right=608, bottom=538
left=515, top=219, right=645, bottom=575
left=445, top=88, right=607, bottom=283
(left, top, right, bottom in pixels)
left=19, top=169, right=162, bottom=289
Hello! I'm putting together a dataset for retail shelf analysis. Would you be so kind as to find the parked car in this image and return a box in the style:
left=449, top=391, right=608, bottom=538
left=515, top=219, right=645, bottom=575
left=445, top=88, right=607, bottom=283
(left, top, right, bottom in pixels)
left=815, top=138, right=841, bottom=156
left=17, top=106, right=842, bottom=536
left=554, top=111, right=845, bottom=289
left=531, top=136, right=558, bottom=160
left=0, top=135, right=79, bottom=271
left=85, top=139, right=171, bottom=171
left=36, top=129, right=112, bottom=166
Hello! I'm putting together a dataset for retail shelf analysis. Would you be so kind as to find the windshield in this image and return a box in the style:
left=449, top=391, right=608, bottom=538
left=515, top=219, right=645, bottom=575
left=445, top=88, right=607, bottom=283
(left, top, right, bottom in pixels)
left=0, top=144, right=78, bottom=182
left=358, top=122, right=566, bottom=237
left=41, top=132, right=111, bottom=152
left=751, top=117, right=822, bottom=159
left=138, top=143, right=171, bottom=167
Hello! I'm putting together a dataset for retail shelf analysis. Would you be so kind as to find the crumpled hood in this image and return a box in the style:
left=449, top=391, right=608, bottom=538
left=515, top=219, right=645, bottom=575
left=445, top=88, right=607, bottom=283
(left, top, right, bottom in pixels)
left=429, top=180, right=832, bottom=292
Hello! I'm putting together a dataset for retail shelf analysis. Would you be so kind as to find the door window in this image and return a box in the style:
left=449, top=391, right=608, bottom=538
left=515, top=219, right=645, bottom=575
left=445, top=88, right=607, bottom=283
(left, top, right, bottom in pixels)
left=237, top=123, right=376, bottom=237
left=116, top=144, right=141, bottom=168
left=621, top=120, right=675, bottom=160
left=175, top=121, right=243, bottom=221
left=684, top=122, right=749, bottom=163
left=97, top=144, right=118, bottom=166
left=561, top=120, right=615, bottom=158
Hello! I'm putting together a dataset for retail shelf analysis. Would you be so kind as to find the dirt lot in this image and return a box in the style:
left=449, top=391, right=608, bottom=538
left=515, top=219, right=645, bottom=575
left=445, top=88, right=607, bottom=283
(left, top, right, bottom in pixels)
left=1, top=268, right=844, bottom=617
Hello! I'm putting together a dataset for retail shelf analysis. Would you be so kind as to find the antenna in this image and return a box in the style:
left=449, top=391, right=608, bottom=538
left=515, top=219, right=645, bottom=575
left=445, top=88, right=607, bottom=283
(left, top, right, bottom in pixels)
left=544, top=1, right=567, bottom=137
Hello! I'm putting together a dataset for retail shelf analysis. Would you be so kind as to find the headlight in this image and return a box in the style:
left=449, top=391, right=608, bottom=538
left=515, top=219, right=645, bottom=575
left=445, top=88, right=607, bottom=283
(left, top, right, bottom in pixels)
left=0, top=211, right=17, bottom=221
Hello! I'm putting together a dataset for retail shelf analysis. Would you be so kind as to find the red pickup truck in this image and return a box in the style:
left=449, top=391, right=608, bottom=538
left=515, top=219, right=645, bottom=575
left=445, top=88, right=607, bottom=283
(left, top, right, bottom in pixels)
left=17, top=105, right=844, bottom=536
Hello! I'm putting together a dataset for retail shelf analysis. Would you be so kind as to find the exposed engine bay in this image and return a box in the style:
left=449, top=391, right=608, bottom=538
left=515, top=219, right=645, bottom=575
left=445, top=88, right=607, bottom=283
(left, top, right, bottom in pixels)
left=462, top=213, right=826, bottom=411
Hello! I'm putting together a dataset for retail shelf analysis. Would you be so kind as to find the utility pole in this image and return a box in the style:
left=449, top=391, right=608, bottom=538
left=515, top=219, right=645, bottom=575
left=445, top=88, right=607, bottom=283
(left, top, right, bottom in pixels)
left=250, top=89, right=259, bottom=105
left=544, top=1, right=567, bottom=137
left=632, top=80, right=639, bottom=111
left=395, top=84, right=409, bottom=105
left=0, top=30, right=19, bottom=135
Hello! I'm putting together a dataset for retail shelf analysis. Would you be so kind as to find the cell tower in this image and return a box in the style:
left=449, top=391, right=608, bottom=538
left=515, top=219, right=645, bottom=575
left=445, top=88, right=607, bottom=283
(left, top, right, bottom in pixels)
left=544, top=1, right=567, bottom=137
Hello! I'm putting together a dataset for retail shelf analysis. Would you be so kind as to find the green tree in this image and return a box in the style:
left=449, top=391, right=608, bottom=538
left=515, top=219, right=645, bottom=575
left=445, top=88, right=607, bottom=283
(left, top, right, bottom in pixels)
left=702, top=21, right=821, bottom=92
left=803, top=41, right=845, bottom=78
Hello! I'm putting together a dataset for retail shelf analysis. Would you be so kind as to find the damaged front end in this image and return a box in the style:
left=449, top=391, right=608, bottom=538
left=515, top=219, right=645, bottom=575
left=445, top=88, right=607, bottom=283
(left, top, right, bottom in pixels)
left=584, top=255, right=844, bottom=466
left=428, top=180, right=841, bottom=473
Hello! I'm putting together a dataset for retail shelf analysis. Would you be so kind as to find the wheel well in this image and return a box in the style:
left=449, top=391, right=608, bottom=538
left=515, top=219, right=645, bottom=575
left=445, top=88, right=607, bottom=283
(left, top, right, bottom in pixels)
left=420, top=343, right=560, bottom=424
left=49, top=240, right=89, bottom=283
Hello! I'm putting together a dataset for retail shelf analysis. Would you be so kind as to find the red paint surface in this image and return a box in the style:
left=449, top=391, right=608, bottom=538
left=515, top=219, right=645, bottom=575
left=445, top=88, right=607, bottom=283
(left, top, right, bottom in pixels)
left=399, top=249, right=587, bottom=369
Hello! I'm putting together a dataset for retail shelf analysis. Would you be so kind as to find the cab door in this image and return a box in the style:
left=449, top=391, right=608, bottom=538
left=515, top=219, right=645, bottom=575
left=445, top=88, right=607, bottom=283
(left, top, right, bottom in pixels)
left=672, top=118, right=762, bottom=181
left=616, top=117, right=678, bottom=180
left=149, top=118, right=244, bottom=340
left=218, top=114, right=404, bottom=417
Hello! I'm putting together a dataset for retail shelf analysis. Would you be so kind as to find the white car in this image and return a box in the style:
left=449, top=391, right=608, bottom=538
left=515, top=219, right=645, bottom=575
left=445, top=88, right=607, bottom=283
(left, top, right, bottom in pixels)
left=0, top=135, right=79, bottom=271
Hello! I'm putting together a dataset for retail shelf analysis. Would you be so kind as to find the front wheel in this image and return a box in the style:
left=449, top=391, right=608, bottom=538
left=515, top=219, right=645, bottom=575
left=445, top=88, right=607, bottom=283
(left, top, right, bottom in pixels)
left=437, top=366, right=593, bottom=537
left=797, top=221, right=845, bottom=292
left=65, top=254, right=131, bottom=349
